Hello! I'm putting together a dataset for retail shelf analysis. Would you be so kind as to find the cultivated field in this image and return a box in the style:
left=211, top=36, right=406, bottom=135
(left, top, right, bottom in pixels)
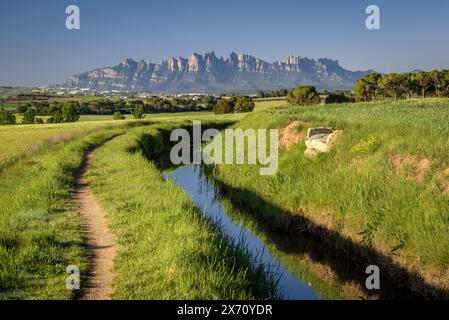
left=0, top=111, right=245, bottom=171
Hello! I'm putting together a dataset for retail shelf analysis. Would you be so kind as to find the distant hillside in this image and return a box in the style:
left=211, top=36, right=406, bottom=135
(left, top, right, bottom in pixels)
left=62, top=52, right=374, bottom=93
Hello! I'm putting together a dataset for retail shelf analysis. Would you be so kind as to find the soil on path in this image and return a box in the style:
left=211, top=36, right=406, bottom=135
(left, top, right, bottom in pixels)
left=73, top=149, right=116, bottom=300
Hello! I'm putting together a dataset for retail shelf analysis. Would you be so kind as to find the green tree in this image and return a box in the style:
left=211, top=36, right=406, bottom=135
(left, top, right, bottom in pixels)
left=287, top=86, right=321, bottom=106
left=47, top=111, right=64, bottom=123
left=354, top=73, right=382, bottom=101
left=234, top=96, right=255, bottom=113
left=61, top=102, right=81, bottom=122
left=113, top=111, right=126, bottom=120
left=199, top=96, right=218, bottom=110
left=430, top=70, right=441, bottom=96
left=380, top=73, right=407, bottom=100
left=401, top=74, right=419, bottom=99
left=354, top=79, right=368, bottom=102
left=22, top=108, right=37, bottom=124
left=213, top=99, right=234, bottom=114
left=413, top=71, right=436, bottom=98
left=17, top=103, right=30, bottom=113
left=132, top=105, right=145, bottom=119
left=0, top=108, right=16, bottom=125
left=438, top=70, right=449, bottom=97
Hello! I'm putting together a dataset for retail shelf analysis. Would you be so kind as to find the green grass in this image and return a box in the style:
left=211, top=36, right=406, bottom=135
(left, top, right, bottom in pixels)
left=1, top=112, right=242, bottom=172
left=0, top=119, right=150, bottom=172
left=254, top=98, right=288, bottom=111
left=11, top=110, right=244, bottom=124
left=209, top=98, right=449, bottom=297
left=209, top=194, right=353, bottom=299
left=0, top=110, right=246, bottom=299
left=88, top=123, right=279, bottom=299
left=0, top=126, right=131, bottom=299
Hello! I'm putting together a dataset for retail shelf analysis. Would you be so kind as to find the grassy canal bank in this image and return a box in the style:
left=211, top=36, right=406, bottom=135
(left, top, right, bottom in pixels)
left=206, top=98, right=449, bottom=299
left=88, top=123, right=280, bottom=299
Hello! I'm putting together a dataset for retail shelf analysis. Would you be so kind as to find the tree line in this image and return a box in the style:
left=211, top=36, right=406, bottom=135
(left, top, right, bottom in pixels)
left=0, top=102, right=81, bottom=125
left=14, top=96, right=217, bottom=116
left=286, top=86, right=355, bottom=106
left=257, top=89, right=289, bottom=98
left=213, top=96, right=255, bottom=114
left=285, top=69, right=449, bottom=107
left=0, top=95, right=254, bottom=125
left=355, top=70, right=449, bottom=101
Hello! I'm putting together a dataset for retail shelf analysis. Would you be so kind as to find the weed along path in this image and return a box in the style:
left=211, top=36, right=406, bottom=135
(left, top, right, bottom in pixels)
left=73, top=148, right=117, bottom=300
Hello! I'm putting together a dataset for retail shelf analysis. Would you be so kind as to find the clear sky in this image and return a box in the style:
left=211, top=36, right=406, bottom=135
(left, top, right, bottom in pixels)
left=1, top=0, right=448, bottom=86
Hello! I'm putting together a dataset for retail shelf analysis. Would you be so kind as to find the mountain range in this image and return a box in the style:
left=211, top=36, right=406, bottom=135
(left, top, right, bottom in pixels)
left=62, top=52, right=374, bottom=93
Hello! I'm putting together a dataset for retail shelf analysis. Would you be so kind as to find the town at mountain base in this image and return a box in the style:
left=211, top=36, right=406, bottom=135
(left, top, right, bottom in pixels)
left=62, top=52, right=374, bottom=93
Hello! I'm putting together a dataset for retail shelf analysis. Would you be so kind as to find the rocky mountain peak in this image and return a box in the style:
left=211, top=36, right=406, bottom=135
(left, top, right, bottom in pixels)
left=120, top=58, right=137, bottom=67
left=62, top=52, right=374, bottom=93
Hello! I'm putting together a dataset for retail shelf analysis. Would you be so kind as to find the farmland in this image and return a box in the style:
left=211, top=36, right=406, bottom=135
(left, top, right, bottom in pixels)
left=0, top=111, right=246, bottom=171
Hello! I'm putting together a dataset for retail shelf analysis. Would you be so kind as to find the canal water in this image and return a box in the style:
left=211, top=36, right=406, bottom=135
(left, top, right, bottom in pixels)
left=163, top=165, right=321, bottom=300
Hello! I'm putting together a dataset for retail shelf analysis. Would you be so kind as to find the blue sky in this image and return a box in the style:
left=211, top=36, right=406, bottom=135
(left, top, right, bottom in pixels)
left=0, top=0, right=448, bottom=86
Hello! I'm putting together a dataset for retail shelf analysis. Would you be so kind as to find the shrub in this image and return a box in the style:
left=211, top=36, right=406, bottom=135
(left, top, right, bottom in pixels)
left=234, top=96, right=255, bottom=113
left=35, top=118, right=44, bottom=124
left=213, top=99, right=235, bottom=114
left=46, top=111, right=65, bottom=124
left=287, top=86, right=321, bottom=106
left=16, top=104, right=30, bottom=113
left=351, top=135, right=380, bottom=154
left=355, top=73, right=382, bottom=102
left=61, top=103, right=81, bottom=122
left=325, top=93, right=351, bottom=104
left=132, top=105, right=145, bottom=119
left=0, top=108, right=16, bottom=125
left=213, top=96, right=255, bottom=114
left=22, top=108, right=37, bottom=124
left=113, top=112, right=126, bottom=120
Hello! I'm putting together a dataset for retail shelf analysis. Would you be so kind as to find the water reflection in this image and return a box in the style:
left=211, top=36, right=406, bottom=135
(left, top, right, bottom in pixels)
left=163, top=165, right=321, bottom=300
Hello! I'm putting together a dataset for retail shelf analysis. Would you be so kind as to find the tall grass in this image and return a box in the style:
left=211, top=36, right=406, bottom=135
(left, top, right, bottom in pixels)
left=0, top=113, right=243, bottom=172
left=0, top=127, right=130, bottom=299
left=88, top=123, right=280, bottom=299
left=211, top=98, right=449, bottom=296
left=0, top=121, right=137, bottom=172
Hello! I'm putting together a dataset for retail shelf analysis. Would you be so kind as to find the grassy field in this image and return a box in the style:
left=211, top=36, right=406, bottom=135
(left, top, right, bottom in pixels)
left=0, top=126, right=131, bottom=299
left=0, top=120, right=148, bottom=172
left=11, top=103, right=269, bottom=124
left=13, top=111, right=216, bottom=123
left=1, top=111, right=244, bottom=172
left=253, top=98, right=288, bottom=111
left=0, top=111, right=259, bottom=299
left=209, top=98, right=449, bottom=298
left=87, top=123, right=279, bottom=299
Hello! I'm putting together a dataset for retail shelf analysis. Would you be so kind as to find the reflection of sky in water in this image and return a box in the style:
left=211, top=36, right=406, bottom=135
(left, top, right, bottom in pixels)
left=163, top=165, right=321, bottom=300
